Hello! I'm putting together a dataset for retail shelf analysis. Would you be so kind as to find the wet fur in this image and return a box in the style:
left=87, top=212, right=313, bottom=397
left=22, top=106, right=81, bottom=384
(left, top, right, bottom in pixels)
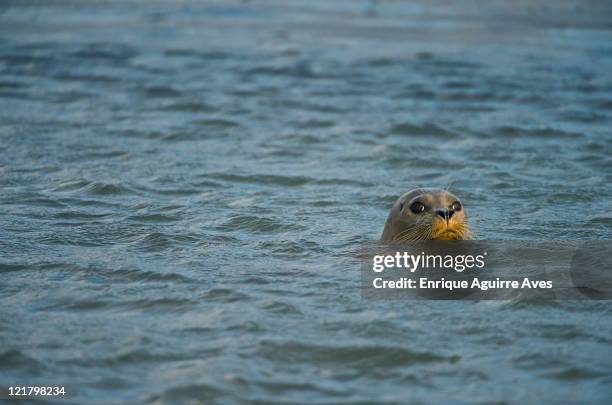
left=381, top=188, right=469, bottom=242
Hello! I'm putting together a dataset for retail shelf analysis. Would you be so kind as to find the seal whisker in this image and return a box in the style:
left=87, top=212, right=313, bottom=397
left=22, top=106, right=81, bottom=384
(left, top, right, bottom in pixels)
left=398, top=222, right=431, bottom=241
left=394, top=218, right=431, bottom=240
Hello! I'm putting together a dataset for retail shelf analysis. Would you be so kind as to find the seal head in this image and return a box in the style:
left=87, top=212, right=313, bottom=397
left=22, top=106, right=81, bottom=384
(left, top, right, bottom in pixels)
left=381, top=188, right=469, bottom=242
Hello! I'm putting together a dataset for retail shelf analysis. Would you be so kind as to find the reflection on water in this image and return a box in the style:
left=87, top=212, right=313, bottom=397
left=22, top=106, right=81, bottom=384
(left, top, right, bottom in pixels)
left=1, top=0, right=611, bottom=403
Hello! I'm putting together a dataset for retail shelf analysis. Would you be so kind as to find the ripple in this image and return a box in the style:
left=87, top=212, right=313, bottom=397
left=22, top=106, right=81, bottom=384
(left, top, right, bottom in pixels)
left=126, top=214, right=179, bottom=223
left=291, top=118, right=335, bottom=129
left=148, top=382, right=222, bottom=403
left=441, top=90, right=501, bottom=102
left=38, top=227, right=132, bottom=247
left=0, top=90, right=29, bottom=100
left=52, top=179, right=92, bottom=191
left=0, top=350, right=45, bottom=373
left=428, top=58, right=482, bottom=70
left=512, top=352, right=567, bottom=371
left=142, top=85, right=182, bottom=98
left=249, top=379, right=347, bottom=398
left=106, top=267, right=193, bottom=283
left=255, top=240, right=328, bottom=256
left=67, top=348, right=198, bottom=367
left=389, top=122, right=458, bottom=139
left=586, top=216, right=612, bottom=227
left=495, top=126, right=582, bottom=138
left=131, top=232, right=180, bottom=252
left=54, top=73, right=117, bottom=83
left=279, top=133, right=326, bottom=144
left=225, top=320, right=265, bottom=333
left=241, top=276, right=271, bottom=285
left=277, top=99, right=345, bottom=114
left=211, top=173, right=310, bottom=187
left=80, top=149, right=128, bottom=159
left=202, top=288, right=251, bottom=303
left=69, top=44, right=135, bottom=61
left=313, top=178, right=374, bottom=187
left=160, top=101, right=218, bottom=113
left=124, top=298, right=196, bottom=311
left=134, top=183, right=211, bottom=196
left=52, top=211, right=113, bottom=221
left=0, top=80, right=28, bottom=89
left=307, top=199, right=340, bottom=207
left=442, top=80, right=474, bottom=89
left=0, top=263, right=27, bottom=273
left=163, top=48, right=201, bottom=57
left=547, top=367, right=608, bottom=380
left=56, top=197, right=120, bottom=208
left=194, top=117, right=240, bottom=126
left=244, top=62, right=335, bottom=79
left=256, top=340, right=457, bottom=367
left=84, top=182, right=133, bottom=196
left=53, top=180, right=133, bottom=196
left=53, top=297, right=196, bottom=312
left=258, top=300, right=303, bottom=315
left=17, top=196, right=68, bottom=208
left=216, top=215, right=302, bottom=233
left=501, top=299, right=565, bottom=309
left=557, top=109, right=607, bottom=123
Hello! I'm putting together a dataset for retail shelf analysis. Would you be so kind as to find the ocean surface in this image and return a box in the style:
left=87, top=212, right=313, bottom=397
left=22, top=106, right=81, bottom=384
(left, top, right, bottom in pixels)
left=1, top=0, right=611, bottom=403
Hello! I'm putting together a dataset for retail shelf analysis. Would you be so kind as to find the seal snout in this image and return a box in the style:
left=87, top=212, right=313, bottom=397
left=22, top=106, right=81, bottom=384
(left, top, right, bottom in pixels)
left=436, top=209, right=455, bottom=221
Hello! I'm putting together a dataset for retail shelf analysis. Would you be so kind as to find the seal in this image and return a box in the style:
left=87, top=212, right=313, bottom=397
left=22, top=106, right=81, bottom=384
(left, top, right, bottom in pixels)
left=381, top=188, right=469, bottom=242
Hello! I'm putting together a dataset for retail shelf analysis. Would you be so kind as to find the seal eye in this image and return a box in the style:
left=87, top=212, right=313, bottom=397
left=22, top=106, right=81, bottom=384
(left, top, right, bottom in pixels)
left=451, top=201, right=462, bottom=211
left=410, top=201, right=426, bottom=214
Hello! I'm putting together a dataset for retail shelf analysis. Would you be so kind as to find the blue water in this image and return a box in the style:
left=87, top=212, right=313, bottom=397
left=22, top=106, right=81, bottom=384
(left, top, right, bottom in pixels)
left=1, top=0, right=611, bottom=403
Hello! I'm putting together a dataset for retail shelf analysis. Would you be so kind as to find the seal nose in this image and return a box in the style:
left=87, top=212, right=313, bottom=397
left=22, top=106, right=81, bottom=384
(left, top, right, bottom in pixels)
left=437, top=210, right=454, bottom=221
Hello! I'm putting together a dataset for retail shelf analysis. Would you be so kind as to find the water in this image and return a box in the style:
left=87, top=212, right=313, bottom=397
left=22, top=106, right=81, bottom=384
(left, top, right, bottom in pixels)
left=1, top=0, right=612, bottom=403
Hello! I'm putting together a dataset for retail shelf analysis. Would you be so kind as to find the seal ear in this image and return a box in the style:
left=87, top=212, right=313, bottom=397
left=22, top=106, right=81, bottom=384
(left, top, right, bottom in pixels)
left=399, top=201, right=404, bottom=212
